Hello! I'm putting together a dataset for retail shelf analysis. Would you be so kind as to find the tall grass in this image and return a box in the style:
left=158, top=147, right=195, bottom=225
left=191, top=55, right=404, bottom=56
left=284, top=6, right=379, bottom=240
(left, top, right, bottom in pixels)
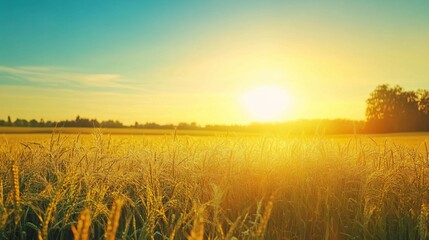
left=0, top=132, right=428, bottom=239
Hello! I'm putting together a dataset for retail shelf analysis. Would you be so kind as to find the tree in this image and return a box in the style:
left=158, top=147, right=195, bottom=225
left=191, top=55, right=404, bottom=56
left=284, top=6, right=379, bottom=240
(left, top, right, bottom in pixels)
left=14, top=118, right=28, bottom=127
left=366, top=84, right=420, bottom=132
left=417, top=89, right=429, bottom=130
left=29, top=119, right=38, bottom=127
left=101, top=120, right=124, bottom=128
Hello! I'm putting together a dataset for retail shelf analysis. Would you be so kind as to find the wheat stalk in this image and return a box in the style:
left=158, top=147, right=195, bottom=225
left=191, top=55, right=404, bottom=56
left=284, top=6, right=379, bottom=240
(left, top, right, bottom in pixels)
left=256, top=194, right=274, bottom=237
left=12, top=164, right=21, bottom=225
left=38, top=231, right=43, bottom=240
left=169, top=213, right=185, bottom=240
left=0, top=179, right=8, bottom=230
left=225, top=215, right=243, bottom=240
left=188, top=207, right=205, bottom=240
left=42, top=177, right=69, bottom=240
left=71, top=209, right=91, bottom=240
left=105, top=198, right=124, bottom=240
left=419, top=202, right=429, bottom=239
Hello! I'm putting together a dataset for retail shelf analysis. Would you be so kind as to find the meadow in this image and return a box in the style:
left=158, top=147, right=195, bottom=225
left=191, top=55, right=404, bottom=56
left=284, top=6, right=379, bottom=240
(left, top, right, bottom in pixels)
left=1, top=129, right=429, bottom=239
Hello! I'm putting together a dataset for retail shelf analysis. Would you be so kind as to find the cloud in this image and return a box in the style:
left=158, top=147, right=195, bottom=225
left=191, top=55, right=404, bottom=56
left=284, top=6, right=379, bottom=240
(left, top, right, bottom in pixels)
left=0, top=65, right=143, bottom=91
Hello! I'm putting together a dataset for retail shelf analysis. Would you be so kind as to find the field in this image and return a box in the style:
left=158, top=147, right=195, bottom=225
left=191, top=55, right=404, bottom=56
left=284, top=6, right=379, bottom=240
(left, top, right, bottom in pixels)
left=1, top=129, right=429, bottom=239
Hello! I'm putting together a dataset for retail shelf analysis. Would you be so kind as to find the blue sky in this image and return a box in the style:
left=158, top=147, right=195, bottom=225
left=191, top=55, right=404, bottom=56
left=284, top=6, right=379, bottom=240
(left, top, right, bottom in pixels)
left=1, top=0, right=429, bottom=124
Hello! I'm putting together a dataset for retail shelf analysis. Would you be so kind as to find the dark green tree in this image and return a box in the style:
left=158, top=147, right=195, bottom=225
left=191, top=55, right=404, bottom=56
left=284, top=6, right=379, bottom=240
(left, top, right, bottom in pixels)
left=29, top=119, right=38, bottom=127
left=417, top=89, right=429, bottom=130
left=366, top=84, right=420, bottom=132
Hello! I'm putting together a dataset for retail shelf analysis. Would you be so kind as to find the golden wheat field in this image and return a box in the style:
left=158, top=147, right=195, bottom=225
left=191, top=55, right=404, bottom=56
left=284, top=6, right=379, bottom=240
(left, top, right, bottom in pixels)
left=1, top=130, right=429, bottom=240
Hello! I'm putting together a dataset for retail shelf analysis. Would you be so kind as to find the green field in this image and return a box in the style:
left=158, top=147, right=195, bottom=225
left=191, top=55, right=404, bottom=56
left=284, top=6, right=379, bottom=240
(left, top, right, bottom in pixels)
left=1, top=130, right=429, bottom=239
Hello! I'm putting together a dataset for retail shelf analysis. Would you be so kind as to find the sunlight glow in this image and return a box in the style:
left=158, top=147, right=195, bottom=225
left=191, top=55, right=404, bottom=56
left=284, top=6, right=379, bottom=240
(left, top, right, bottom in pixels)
left=241, top=86, right=291, bottom=122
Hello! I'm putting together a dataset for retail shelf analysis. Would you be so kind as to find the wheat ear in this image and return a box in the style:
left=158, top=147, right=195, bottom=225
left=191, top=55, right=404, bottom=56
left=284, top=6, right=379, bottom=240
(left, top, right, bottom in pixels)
left=105, top=198, right=124, bottom=240
left=256, top=194, right=274, bottom=237
left=12, top=164, right=21, bottom=225
left=71, top=209, right=91, bottom=240
left=188, top=207, right=205, bottom=240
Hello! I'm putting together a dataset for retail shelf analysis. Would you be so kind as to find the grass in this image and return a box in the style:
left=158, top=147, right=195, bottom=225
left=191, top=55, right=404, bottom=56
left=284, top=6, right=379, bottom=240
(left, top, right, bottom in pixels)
left=1, top=131, right=429, bottom=239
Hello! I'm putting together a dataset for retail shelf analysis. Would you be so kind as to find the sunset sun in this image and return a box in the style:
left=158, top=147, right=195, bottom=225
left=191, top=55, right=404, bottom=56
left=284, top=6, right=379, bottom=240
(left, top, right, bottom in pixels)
left=241, top=86, right=291, bottom=122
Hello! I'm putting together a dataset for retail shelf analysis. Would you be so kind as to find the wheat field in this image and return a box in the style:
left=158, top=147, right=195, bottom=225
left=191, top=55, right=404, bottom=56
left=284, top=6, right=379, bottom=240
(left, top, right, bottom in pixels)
left=1, top=131, right=429, bottom=239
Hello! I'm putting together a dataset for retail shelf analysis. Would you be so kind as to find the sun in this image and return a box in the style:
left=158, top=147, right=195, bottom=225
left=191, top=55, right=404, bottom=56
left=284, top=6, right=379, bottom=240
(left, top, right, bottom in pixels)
left=241, top=86, right=291, bottom=122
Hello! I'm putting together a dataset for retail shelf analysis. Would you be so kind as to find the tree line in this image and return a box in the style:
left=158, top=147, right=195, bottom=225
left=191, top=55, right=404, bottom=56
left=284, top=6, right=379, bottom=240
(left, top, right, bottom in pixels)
left=0, top=115, right=364, bottom=134
left=0, top=115, right=125, bottom=128
left=1, top=84, right=428, bottom=133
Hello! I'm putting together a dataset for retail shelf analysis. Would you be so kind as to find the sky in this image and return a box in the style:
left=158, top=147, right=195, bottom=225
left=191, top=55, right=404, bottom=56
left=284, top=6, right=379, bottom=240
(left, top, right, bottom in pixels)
left=1, top=0, right=429, bottom=125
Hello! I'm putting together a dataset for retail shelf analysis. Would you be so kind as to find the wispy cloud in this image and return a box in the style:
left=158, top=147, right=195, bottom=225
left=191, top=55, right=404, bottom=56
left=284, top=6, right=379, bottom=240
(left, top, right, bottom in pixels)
left=0, top=65, right=144, bottom=91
